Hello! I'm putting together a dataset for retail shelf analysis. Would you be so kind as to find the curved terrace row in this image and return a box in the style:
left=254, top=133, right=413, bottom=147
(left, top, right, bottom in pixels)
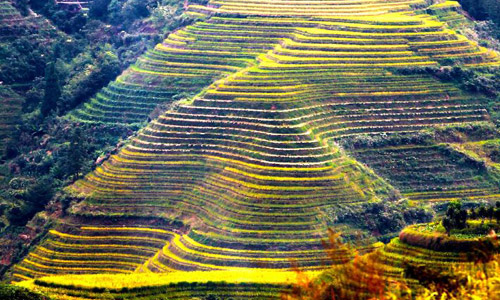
left=12, top=0, right=500, bottom=282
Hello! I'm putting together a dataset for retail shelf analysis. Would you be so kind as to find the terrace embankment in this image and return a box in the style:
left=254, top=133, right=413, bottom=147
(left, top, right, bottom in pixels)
left=11, top=0, right=500, bottom=288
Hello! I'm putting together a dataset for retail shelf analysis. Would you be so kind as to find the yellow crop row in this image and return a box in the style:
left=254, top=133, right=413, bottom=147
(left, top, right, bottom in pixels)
left=282, top=38, right=410, bottom=50
left=429, top=1, right=461, bottom=9
left=170, top=235, right=323, bottom=262
left=47, top=240, right=160, bottom=252
left=80, top=226, right=173, bottom=235
left=137, top=57, right=240, bottom=71
left=299, top=27, right=447, bottom=37
left=48, top=230, right=169, bottom=244
left=224, top=166, right=342, bottom=181
left=214, top=173, right=337, bottom=191
left=267, top=55, right=430, bottom=64
left=116, top=149, right=335, bottom=172
left=259, top=56, right=437, bottom=68
left=130, top=66, right=203, bottom=77
left=22, top=259, right=130, bottom=273
left=27, top=253, right=139, bottom=268
left=35, top=246, right=146, bottom=260
left=180, top=234, right=327, bottom=255
left=193, top=229, right=325, bottom=244
left=17, top=269, right=322, bottom=290
left=14, top=266, right=51, bottom=278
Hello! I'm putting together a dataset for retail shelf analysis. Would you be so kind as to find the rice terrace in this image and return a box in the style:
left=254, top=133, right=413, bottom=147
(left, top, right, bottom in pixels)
left=0, top=0, right=500, bottom=299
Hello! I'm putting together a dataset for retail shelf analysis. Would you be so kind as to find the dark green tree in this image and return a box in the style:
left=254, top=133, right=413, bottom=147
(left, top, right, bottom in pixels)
left=13, top=0, right=29, bottom=16
left=442, top=201, right=467, bottom=236
left=89, top=0, right=112, bottom=20
left=108, top=0, right=124, bottom=25
left=62, top=50, right=121, bottom=112
left=0, top=284, right=49, bottom=300
left=479, top=205, right=487, bottom=224
left=41, top=62, right=61, bottom=117
left=66, top=127, right=88, bottom=181
left=487, top=206, right=495, bottom=221
left=496, top=202, right=500, bottom=223
left=7, top=176, right=54, bottom=226
left=442, top=217, right=453, bottom=237
left=470, top=208, right=477, bottom=219
left=458, top=209, right=468, bottom=227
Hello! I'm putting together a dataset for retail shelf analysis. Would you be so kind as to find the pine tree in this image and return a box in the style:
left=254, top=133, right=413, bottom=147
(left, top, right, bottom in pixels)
left=66, top=127, right=87, bottom=181
left=442, top=201, right=467, bottom=236
left=40, top=62, right=61, bottom=117
left=470, top=208, right=477, bottom=219
left=487, top=206, right=494, bottom=221
left=443, top=217, right=452, bottom=237
left=479, top=206, right=487, bottom=224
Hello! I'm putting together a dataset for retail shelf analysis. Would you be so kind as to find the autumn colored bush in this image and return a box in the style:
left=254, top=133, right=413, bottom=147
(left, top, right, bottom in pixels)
left=399, top=228, right=486, bottom=252
left=282, top=230, right=393, bottom=300
left=284, top=229, right=500, bottom=300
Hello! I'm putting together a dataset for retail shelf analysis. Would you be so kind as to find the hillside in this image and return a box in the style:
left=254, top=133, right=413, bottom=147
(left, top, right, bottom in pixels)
left=0, top=87, right=23, bottom=156
left=2, top=0, right=500, bottom=298
left=13, top=219, right=500, bottom=299
left=0, top=0, right=191, bottom=275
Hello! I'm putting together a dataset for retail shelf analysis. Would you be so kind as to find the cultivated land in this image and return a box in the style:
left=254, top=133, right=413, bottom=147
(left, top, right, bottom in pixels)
left=5, top=0, right=500, bottom=298
left=0, top=0, right=60, bottom=155
left=0, top=86, right=22, bottom=156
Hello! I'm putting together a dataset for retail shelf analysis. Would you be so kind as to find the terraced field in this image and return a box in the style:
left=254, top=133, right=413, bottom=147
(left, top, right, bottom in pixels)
left=0, top=86, right=22, bottom=156
left=15, top=223, right=499, bottom=300
left=68, top=15, right=289, bottom=124
left=428, top=1, right=471, bottom=30
left=0, top=0, right=63, bottom=120
left=13, top=226, right=175, bottom=281
left=350, top=142, right=500, bottom=202
left=17, top=271, right=300, bottom=300
left=69, top=0, right=498, bottom=126
left=19, top=281, right=289, bottom=300
left=0, top=0, right=38, bottom=43
left=56, top=0, right=90, bottom=12
left=11, top=0, right=500, bottom=291
left=198, top=0, right=429, bottom=16
left=0, top=0, right=62, bottom=63
left=339, top=223, right=500, bottom=299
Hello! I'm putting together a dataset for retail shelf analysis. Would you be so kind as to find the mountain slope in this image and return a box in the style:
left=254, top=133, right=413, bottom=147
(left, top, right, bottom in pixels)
left=10, top=0, right=500, bottom=284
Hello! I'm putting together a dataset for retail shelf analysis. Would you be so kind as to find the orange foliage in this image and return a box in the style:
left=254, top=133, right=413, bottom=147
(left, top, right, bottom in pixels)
left=284, top=229, right=500, bottom=300
left=283, top=229, right=396, bottom=300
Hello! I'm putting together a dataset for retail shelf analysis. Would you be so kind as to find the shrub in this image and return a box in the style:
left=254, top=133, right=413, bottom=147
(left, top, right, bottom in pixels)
left=0, top=284, right=50, bottom=300
left=340, top=202, right=433, bottom=238
left=442, top=200, right=468, bottom=236
left=395, top=66, right=500, bottom=98
left=399, top=227, right=498, bottom=253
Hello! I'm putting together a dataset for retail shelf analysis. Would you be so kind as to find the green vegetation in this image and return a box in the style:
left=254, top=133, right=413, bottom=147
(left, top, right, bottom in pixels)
left=1, top=0, right=500, bottom=299
left=283, top=222, right=499, bottom=300
left=7, top=0, right=500, bottom=282
left=41, top=62, right=62, bottom=117
left=442, top=200, right=468, bottom=235
left=459, top=0, right=500, bottom=38
left=0, top=284, right=50, bottom=300
left=0, top=0, right=192, bottom=277
left=12, top=223, right=499, bottom=300
left=396, top=66, right=500, bottom=126
left=343, top=127, right=500, bottom=205
left=443, top=200, right=500, bottom=236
